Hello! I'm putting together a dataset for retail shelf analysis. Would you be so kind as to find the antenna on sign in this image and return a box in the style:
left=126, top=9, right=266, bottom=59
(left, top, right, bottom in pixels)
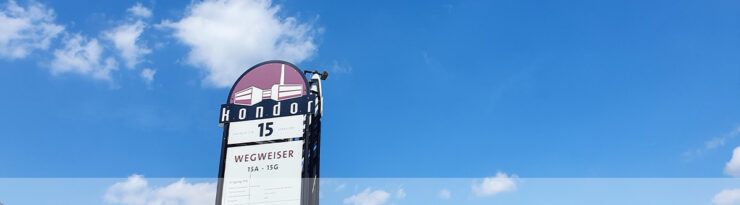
left=280, top=64, right=285, bottom=85
left=304, top=70, right=327, bottom=117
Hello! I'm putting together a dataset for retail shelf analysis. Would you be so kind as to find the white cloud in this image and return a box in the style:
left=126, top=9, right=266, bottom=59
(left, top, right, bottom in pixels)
left=725, top=146, right=740, bottom=177
left=438, top=189, right=451, bottom=199
left=103, top=20, right=151, bottom=69
left=336, top=183, right=346, bottom=191
left=48, top=2, right=153, bottom=84
left=395, top=188, right=406, bottom=199
left=105, top=175, right=216, bottom=205
left=685, top=126, right=740, bottom=160
left=343, top=188, right=390, bottom=205
left=472, top=172, right=518, bottom=197
left=127, top=2, right=152, bottom=18
left=0, top=1, right=155, bottom=86
left=330, top=60, right=352, bottom=73
left=140, top=68, right=155, bottom=84
left=0, top=0, right=64, bottom=59
left=163, top=0, right=320, bottom=87
left=714, top=189, right=740, bottom=205
left=51, top=34, right=118, bottom=81
left=708, top=137, right=729, bottom=149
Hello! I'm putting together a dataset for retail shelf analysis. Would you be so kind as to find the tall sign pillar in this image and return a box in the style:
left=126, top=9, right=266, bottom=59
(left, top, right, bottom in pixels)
left=215, top=60, right=324, bottom=205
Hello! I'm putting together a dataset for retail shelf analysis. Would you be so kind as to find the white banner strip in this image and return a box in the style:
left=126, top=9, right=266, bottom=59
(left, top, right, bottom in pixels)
left=228, top=115, right=305, bottom=144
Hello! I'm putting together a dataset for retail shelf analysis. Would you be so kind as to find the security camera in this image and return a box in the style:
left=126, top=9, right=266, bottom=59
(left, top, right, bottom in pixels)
left=304, top=70, right=328, bottom=80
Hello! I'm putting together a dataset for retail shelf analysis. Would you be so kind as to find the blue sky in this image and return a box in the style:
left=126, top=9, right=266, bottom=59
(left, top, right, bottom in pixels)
left=2, top=0, right=740, bottom=204
left=2, top=0, right=740, bottom=178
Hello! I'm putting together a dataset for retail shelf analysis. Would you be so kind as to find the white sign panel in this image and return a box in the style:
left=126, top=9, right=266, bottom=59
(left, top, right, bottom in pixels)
left=222, top=141, right=304, bottom=205
left=228, top=115, right=306, bottom=144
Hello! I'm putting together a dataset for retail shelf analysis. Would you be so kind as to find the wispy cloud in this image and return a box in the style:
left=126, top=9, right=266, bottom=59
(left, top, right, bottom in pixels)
left=438, top=188, right=451, bottom=199
left=162, top=0, right=320, bottom=87
left=343, top=188, right=390, bottom=205
left=472, top=172, right=518, bottom=197
left=0, top=1, right=156, bottom=85
left=421, top=51, right=443, bottom=72
left=336, top=183, right=347, bottom=191
left=0, top=0, right=64, bottom=59
left=395, top=187, right=406, bottom=199
left=713, top=188, right=740, bottom=205
left=51, top=34, right=118, bottom=81
left=685, top=126, right=740, bottom=161
left=104, top=175, right=216, bottom=205
left=140, top=68, right=155, bottom=85
left=126, top=2, right=151, bottom=18
left=330, top=60, right=352, bottom=74
left=103, top=19, right=151, bottom=69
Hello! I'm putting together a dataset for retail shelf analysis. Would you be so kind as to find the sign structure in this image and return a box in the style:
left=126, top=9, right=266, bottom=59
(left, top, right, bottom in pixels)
left=216, top=61, right=322, bottom=205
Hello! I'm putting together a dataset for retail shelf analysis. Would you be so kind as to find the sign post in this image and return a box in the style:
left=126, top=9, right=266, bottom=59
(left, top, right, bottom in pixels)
left=215, top=60, right=324, bottom=205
